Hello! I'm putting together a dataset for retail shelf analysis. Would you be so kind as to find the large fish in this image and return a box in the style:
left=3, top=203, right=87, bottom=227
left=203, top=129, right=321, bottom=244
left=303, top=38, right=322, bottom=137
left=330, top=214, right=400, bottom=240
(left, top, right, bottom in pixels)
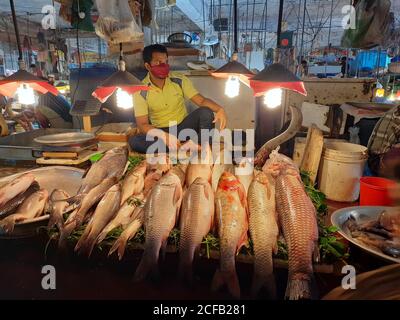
left=75, top=184, right=121, bottom=257
left=97, top=194, right=144, bottom=244
left=108, top=207, right=145, bottom=260
left=248, top=172, right=279, bottom=298
left=59, top=177, right=118, bottom=247
left=48, top=189, right=70, bottom=230
left=185, top=145, right=213, bottom=187
left=133, top=172, right=183, bottom=282
left=0, top=181, right=40, bottom=219
left=0, top=173, right=35, bottom=208
left=212, top=172, right=248, bottom=299
left=179, top=177, right=214, bottom=284
left=0, top=189, right=49, bottom=233
left=273, top=153, right=319, bottom=300
left=120, top=161, right=146, bottom=205
left=78, top=147, right=127, bottom=195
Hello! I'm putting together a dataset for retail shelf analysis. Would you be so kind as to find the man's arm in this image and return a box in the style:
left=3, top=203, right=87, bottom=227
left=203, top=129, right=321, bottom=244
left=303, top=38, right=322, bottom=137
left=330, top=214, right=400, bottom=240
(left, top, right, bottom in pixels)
left=190, top=93, right=227, bottom=130
left=135, top=115, right=181, bottom=150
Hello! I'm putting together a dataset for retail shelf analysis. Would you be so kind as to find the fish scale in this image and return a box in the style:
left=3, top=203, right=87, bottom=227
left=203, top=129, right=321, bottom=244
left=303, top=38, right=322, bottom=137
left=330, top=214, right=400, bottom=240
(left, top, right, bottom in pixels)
left=134, top=173, right=182, bottom=282
left=248, top=172, right=278, bottom=298
left=276, top=173, right=319, bottom=300
left=179, top=178, right=214, bottom=282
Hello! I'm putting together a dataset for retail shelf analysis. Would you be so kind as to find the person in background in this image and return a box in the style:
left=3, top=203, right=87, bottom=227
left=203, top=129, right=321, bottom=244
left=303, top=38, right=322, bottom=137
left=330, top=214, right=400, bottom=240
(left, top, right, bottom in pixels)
left=297, top=60, right=308, bottom=77
left=340, top=57, right=349, bottom=77
left=129, top=44, right=227, bottom=154
left=35, top=75, right=73, bottom=129
left=367, top=104, right=400, bottom=179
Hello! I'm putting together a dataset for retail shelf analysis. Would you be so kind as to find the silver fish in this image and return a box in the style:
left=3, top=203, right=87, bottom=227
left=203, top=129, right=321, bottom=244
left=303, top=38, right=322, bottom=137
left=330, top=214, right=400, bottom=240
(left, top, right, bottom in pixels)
left=75, top=184, right=121, bottom=257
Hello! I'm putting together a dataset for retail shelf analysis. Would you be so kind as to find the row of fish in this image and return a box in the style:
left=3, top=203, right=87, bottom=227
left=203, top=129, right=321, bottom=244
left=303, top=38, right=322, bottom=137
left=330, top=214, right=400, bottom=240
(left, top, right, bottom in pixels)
left=1, top=145, right=319, bottom=300
left=0, top=173, right=48, bottom=233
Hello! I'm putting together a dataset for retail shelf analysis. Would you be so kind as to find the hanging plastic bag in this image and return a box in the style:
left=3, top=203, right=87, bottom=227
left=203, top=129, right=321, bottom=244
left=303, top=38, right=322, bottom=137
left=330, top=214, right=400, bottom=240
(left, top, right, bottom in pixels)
left=341, top=0, right=391, bottom=49
left=95, top=0, right=144, bottom=45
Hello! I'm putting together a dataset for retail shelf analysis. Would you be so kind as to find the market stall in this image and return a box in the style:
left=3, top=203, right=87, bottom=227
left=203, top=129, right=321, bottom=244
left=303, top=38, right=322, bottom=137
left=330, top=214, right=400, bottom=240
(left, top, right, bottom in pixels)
left=0, top=0, right=399, bottom=303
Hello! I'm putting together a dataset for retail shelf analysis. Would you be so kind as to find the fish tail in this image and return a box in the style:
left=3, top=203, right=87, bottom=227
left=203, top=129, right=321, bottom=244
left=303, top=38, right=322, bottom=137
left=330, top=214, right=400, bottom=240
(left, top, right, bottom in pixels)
left=74, top=225, right=92, bottom=253
left=285, top=274, right=312, bottom=300
left=251, top=272, right=277, bottom=299
left=96, top=226, right=113, bottom=245
left=211, top=269, right=241, bottom=299
left=0, top=217, right=16, bottom=234
left=133, top=247, right=160, bottom=283
left=108, top=234, right=129, bottom=260
left=58, top=221, right=76, bottom=249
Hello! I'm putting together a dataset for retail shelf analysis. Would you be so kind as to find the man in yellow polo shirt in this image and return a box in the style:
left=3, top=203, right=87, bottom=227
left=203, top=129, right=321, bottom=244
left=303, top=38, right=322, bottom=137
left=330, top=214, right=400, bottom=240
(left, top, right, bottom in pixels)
left=129, top=44, right=227, bottom=153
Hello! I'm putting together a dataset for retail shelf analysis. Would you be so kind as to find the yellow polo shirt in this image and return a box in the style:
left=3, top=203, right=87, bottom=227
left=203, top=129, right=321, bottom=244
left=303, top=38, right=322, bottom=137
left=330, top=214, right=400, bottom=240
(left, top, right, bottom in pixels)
left=133, top=72, right=199, bottom=128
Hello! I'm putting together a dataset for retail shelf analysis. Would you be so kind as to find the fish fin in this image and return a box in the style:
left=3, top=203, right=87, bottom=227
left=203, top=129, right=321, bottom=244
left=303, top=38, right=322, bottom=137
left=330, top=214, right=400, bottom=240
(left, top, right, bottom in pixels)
left=58, top=221, right=76, bottom=248
left=251, top=273, right=277, bottom=299
left=285, top=275, right=312, bottom=300
left=236, top=230, right=249, bottom=254
left=0, top=216, right=16, bottom=234
left=160, top=239, right=168, bottom=262
left=108, top=235, right=127, bottom=260
left=96, top=225, right=113, bottom=245
left=74, top=224, right=92, bottom=252
left=273, top=241, right=279, bottom=255
left=133, top=251, right=160, bottom=283
left=313, top=241, right=320, bottom=263
left=211, top=269, right=241, bottom=299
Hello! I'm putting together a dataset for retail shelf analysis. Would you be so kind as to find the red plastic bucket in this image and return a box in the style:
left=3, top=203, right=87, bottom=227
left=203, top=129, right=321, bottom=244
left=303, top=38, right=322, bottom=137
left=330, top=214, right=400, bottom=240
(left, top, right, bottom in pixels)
left=359, top=177, right=397, bottom=206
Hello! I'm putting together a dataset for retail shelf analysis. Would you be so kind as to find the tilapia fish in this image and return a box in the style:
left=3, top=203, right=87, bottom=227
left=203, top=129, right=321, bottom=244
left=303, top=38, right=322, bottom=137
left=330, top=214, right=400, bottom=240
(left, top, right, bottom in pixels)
left=248, top=171, right=279, bottom=298
left=275, top=160, right=319, bottom=300
left=59, top=177, right=118, bottom=247
left=0, top=189, right=49, bottom=233
left=0, top=181, right=40, bottom=219
left=120, top=161, right=146, bottom=205
left=0, top=173, right=35, bottom=208
left=48, top=189, right=70, bottom=230
left=179, top=177, right=214, bottom=283
left=75, top=184, right=121, bottom=257
left=97, top=193, right=144, bottom=244
left=212, top=172, right=248, bottom=299
left=108, top=207, right=145, bottom=260
left=78, top=147, right=127, bottom=195
left=134, top=172, right=183, bottom=282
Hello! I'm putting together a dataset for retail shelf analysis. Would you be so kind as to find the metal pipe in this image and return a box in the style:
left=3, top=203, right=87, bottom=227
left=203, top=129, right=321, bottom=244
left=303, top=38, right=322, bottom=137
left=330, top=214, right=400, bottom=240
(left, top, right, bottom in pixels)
left=295, top=0, right=302, bottom=54
left=233, top=0, right=238, bottom=52
left=325, top=0, right=334, bottom=77
left=299, top=0, right=307, bottom=62
left=276, top=0, right=284, bottom=49
left=9, top=0, right=22, bottom=62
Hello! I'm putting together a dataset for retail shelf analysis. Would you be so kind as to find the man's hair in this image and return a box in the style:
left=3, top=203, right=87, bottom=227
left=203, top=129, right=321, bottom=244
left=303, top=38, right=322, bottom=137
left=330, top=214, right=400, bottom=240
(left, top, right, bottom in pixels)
left=143, top=44, right=168, bottom=64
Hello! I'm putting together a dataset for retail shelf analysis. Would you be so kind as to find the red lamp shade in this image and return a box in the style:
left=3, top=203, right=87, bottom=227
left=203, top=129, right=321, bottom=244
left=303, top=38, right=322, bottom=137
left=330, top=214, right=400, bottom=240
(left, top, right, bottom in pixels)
left=0, top=69, right=59, bottom=97
left=211, top=60, right=254, bottom=85
left=249, top=63, right=307, bottom=97
left=92, top=70, right=149, bottom=103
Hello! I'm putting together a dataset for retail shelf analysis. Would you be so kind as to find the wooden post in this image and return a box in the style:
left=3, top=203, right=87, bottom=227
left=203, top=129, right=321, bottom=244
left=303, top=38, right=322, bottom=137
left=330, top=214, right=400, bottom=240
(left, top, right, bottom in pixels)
left=300, top=124, right=324, bottom=184
left=82, top=116, right=92, bottom=133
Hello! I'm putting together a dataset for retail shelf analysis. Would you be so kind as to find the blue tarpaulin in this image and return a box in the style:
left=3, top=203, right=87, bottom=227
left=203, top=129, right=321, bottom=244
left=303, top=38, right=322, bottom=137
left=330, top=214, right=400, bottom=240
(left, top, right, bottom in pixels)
left=351, top=50, right=391, bottom=73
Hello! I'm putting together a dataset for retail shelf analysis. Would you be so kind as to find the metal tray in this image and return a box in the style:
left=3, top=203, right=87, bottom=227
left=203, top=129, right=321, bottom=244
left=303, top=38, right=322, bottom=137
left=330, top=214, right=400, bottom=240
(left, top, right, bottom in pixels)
left=331, top=206, right=400, bottom=264
left=346, top=102, right=399, bottom=112
left=0, top=129, right=80, bottom=161
left=34, top=132, right=95, bottom=147
left=0, top=166, right=84, bottom=239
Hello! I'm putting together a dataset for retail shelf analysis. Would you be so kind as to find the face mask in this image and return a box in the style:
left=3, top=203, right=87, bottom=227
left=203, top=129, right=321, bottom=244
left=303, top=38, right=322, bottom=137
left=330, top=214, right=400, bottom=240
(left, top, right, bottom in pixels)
left=150, top=63, right=170, bottom=79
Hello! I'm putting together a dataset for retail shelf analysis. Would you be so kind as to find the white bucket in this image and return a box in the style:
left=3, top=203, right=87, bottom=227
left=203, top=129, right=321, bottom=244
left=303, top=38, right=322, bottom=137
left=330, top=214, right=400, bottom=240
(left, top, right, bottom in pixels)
left=318, top=141, right=368, bottom=202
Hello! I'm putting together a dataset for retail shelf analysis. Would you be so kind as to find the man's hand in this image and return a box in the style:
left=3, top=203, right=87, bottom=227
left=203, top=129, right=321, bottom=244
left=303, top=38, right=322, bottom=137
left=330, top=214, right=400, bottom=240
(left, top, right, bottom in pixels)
left=213, top=108, right=227, bottom=130
left=164, top=133, right=181, bottom=151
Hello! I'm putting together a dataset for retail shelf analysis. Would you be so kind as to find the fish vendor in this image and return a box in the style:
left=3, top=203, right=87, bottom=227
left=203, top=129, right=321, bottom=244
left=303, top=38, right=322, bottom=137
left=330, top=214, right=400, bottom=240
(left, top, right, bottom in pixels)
left=129, top=44, right=227, bottom=154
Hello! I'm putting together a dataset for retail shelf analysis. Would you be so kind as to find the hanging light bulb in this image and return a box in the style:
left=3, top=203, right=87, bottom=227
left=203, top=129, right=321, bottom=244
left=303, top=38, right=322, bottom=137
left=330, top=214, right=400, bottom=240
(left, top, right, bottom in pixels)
left=116, top=88, right=133, bottom=109
left=264, top=88, right=283, bottom=109
left=16, top=83, right=35, bottom=105
left=225, top=75, right=240, bottom=98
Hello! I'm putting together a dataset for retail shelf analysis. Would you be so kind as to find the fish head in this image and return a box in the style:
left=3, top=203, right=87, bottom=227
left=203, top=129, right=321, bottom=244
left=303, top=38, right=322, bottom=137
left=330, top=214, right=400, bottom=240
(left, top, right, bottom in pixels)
left=38, top=189, right=49, bottom=202
left=218, top=172, right=241, bottom=191
left=50, top=189, right=70, bottom=202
